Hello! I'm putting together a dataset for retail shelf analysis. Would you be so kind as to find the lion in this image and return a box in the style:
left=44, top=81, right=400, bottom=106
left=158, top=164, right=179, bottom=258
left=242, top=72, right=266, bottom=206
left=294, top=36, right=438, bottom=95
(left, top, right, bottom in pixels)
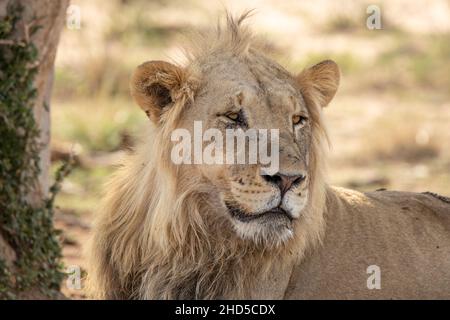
left=86, top=13, right=450, bottom=299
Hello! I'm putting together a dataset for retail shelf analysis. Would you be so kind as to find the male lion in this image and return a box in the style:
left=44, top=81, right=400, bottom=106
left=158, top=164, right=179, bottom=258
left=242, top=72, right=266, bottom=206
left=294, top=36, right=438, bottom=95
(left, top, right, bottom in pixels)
left=87, top=13, right=450, bottom=299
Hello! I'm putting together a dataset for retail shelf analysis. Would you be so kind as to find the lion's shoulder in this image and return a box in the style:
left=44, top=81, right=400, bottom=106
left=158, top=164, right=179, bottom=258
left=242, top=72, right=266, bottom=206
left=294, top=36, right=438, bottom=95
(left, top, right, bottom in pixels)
left=365, top=189, right=450, bottom=220
left=288, top=187, right=450, bottom=299
left=326, top=186, right=450, bottom=223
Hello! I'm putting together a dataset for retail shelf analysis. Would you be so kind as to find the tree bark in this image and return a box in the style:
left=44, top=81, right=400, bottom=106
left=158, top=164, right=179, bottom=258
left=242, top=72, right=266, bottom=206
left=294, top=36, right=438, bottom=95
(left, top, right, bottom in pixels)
left=9, top=0, right=69, bottom=201
left=0, top=0, right=69, bottom=298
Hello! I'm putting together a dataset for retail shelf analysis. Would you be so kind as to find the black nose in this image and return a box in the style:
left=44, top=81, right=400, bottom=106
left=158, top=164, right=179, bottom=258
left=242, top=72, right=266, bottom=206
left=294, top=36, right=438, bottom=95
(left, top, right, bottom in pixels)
left=261, top=173, right=306, bottom=196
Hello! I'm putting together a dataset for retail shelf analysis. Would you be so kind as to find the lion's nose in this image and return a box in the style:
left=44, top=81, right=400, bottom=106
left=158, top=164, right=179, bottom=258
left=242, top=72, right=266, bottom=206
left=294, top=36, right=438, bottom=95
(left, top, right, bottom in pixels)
left=261, top=173, right=306, bottom=197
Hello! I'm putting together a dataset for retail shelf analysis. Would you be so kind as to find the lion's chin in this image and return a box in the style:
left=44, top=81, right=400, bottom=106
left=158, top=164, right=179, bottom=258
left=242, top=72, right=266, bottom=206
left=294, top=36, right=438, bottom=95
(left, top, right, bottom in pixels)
left=230, top=212, right=294, bottom=247
left=223, top=201, right=296, bottom=246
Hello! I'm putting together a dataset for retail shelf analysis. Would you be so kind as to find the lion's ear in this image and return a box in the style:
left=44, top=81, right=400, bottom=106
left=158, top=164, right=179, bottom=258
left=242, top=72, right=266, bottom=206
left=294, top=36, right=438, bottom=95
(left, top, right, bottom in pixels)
left=296, top=60, right=340, bottom=108
left=130, top=60, right=188, bottom=123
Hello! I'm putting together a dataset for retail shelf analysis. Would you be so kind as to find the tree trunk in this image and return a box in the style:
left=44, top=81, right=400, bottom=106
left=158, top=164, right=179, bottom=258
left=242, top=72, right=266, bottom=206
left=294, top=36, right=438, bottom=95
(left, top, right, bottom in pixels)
left=0, top=0, right=69, bottom=299
left=6, top=0, right=70, bottom=201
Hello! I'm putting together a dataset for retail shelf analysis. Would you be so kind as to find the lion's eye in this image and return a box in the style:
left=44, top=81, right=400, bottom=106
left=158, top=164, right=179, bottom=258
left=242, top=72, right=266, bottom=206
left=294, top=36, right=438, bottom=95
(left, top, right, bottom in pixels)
left=292, top=115, right=308, bottom=126
left=226, top=112, right=240, bottom=121
left=220, top=110, right=248, bottom=128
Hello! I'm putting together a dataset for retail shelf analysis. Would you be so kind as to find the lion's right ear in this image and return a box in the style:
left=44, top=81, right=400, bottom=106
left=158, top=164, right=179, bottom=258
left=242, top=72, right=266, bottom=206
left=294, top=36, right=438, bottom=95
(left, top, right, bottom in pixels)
left=130, top=60, right=188, bottom=123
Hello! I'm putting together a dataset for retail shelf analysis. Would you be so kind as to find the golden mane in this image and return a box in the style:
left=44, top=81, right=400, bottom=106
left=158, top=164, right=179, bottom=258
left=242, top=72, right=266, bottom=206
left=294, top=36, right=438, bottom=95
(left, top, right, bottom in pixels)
left=184, top=11, right=259, bottom=61
left=87, top=13, right=330, bottom=299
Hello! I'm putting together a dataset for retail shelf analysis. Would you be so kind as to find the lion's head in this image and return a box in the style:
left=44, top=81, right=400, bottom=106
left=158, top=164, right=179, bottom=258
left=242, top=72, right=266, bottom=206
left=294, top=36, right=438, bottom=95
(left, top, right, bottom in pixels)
left=130, top=17, right=339, bottom=247
left=88, top=12, right=339, bottom=299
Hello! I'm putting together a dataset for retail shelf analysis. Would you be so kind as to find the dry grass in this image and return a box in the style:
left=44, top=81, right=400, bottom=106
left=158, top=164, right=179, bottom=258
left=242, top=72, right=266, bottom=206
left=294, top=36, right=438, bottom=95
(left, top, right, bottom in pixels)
left=358, top=114, right=441, bottom=164
left=52, top=97, right=145, bottom=152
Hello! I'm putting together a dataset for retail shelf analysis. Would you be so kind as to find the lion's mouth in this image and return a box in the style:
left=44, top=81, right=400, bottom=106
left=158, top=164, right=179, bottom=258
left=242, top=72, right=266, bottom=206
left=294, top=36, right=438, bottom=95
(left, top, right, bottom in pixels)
left=224, top=202, right=293, bottom=223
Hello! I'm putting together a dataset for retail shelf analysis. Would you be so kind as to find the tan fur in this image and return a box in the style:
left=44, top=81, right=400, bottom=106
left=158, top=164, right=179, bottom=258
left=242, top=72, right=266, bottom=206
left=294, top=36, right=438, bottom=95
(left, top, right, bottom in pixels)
left=87, top=13, right=450, bottom=299
left=285, top=187, right=450, bottom=299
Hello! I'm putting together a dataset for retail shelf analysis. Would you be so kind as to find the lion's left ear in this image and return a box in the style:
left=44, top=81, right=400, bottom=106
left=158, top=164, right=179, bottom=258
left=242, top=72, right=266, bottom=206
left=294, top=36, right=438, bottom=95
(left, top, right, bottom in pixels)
left=296, top=60, right=340, bottom=108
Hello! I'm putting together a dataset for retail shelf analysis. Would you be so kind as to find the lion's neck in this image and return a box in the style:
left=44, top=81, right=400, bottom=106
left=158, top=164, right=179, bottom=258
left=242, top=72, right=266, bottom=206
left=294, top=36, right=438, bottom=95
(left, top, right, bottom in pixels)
left=138, top=178, right=327, bottom=299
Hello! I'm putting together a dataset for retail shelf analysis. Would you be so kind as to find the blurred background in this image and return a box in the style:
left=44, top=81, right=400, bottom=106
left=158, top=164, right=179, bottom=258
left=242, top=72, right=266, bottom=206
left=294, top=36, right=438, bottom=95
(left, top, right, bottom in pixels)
left=51, top=0, right=450, bottom=298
